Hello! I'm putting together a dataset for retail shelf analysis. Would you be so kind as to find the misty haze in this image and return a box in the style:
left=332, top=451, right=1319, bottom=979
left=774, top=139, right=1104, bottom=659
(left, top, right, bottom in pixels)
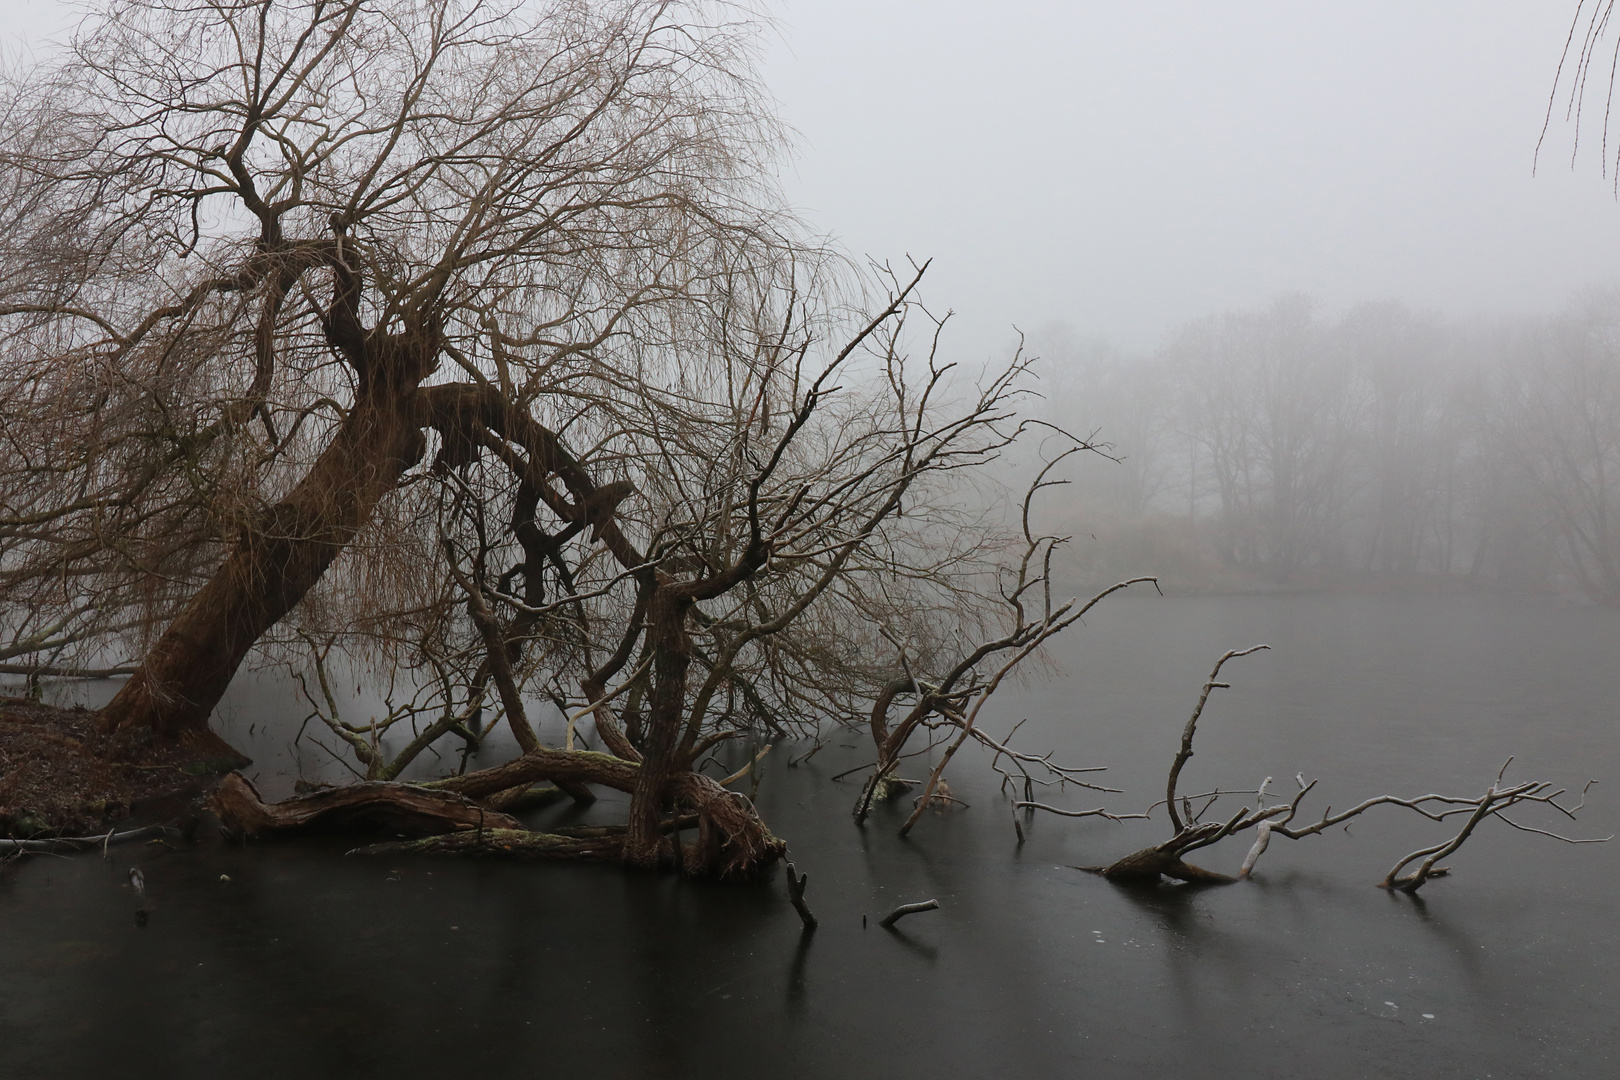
left=1, top=3, right=1616, bottom=1080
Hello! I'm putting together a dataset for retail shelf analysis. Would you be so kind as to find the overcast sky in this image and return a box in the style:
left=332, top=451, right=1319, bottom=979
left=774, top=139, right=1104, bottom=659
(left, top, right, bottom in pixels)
left=7, top=1, right=1618, bottom=359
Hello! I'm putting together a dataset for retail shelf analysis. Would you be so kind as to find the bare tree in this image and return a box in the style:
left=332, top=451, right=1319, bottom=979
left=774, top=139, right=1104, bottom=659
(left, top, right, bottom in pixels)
left=203, top=260, right=1087, bottom=874
left=0, top=0, right=796, bottom=741
left=848, top=452, right=1156, bottom=833
left=3, top=0, right=1141, bottom=878
left=1488, top=293, right=1620, bottom=605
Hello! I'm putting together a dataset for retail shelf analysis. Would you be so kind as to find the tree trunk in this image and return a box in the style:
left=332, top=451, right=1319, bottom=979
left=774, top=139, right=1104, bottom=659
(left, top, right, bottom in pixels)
left=1091, top=821, right=1241, bottom=885
left=854, top=678, right=922, bottom=823
left=219, top=748, right=783, bottom=877
left=1094, top=845, right=1235, bottom=884
left=212, top=772, right=522, bottom=838
left=622, top=589, right=692, bottom=868
left=97, top=382, right=426, bottom=741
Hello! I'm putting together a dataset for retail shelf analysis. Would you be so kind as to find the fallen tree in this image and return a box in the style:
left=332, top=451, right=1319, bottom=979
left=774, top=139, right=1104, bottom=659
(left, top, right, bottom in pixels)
left=210, top=773, right=524, bottom=839
left=1021, top=647, right=1610, bottom=892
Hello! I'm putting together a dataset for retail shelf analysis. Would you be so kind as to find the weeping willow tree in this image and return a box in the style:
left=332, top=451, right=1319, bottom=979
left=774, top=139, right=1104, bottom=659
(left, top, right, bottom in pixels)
left=1, top=0, right=1099, bottom=874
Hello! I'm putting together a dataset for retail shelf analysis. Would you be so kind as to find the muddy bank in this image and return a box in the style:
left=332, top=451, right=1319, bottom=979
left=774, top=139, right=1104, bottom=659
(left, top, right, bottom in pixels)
left=0, top=697, right=241, bottom=838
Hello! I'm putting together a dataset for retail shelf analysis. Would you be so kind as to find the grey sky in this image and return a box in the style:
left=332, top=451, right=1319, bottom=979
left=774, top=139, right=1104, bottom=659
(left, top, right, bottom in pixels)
left=8, top=1, right=1617, bottom=359
left=760, top=1, right=1620, bottom=357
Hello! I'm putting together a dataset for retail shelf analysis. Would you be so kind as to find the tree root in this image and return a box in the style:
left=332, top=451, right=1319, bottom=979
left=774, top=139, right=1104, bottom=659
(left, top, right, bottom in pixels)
left=670, top=771, right=786, bottom=879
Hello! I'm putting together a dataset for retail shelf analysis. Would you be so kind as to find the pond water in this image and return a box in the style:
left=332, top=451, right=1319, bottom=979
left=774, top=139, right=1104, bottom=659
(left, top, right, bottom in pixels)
left=2, top=594, right=1616, bottom=1079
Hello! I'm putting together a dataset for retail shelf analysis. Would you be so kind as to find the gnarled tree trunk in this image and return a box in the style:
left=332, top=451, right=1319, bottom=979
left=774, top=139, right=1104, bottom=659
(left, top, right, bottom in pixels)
left=98, top=375, right=429, bottom=743
left=622, top=589, right=694, bottom=869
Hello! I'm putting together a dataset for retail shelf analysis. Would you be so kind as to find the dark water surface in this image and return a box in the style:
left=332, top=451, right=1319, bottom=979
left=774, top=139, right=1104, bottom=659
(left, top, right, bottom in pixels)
left=3, top=594, right=1616, bottom=1079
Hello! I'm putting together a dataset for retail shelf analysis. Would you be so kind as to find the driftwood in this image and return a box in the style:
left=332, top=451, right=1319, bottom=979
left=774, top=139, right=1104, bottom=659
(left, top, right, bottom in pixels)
left=879, top=898, right=939, bottom=928
left=0, top=824, right=182, bottom=855
left=1032, top=647, right=1609, bottom=891
left=212, top=772, right=522, bottom=838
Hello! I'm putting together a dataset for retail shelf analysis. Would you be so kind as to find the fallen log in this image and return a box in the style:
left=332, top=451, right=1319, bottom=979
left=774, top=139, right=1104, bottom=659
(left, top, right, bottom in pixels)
left=213, top=752, right=784, bottom=877
left=212, top=773, right=522, bottom=838
left=350, top=827, right=624, bottom=860
left=349, top=815, right=698, bottom=861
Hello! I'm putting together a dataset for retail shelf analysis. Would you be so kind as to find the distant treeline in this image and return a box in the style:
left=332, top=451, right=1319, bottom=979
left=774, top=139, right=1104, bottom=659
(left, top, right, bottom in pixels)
left=1035, top=290, right=1620, bottom=603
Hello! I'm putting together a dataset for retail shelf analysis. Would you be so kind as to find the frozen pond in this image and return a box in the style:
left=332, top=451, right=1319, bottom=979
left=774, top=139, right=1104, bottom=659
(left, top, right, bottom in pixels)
left=2, top=593, right=1616, bottom=1079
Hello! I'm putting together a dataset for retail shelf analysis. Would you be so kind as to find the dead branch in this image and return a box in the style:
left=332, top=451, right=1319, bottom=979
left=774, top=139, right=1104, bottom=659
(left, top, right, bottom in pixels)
left=351, top=828, right=624, bottom=861
left=1063, top=650, right=1609, bottom=890
left=879, top=898, right=940, bottom=928
left=1165, top=645, right=1271, bottom=832
left=0, top=824, right=182, bottom=855
left=852, top=446, right=1154, bottom=831
left=786, top=860, right=818, bottom=929
left=1013, top=802, right=1148, bottom=824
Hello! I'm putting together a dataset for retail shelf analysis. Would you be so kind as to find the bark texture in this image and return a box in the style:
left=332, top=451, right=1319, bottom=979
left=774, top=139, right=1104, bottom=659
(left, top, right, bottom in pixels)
left=212, top=771, right=519, bottom=838
left=229, top=747, right=784, bottom=878
left=99, top=378, right=429, bottom=739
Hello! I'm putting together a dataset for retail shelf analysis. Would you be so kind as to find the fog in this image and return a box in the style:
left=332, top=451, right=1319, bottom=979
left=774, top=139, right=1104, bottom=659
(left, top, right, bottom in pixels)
left=7, top=0, right=1616, bottom=359
left=3, top=8, right=1618, bottom=1078
left=1023, top=291, right=1620, bottom=603
left=758, top=1, right=1620, bottom=357
left=6, top=0, right=1617, bottom=603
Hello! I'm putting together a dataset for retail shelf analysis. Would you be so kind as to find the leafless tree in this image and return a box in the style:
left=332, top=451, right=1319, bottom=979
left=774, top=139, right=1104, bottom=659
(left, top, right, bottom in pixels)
left=1488, top=293, right=1620, bottom=605
left=2, top=0, right=1088, bottom=874
left=0, top=0, right=799, bottom=736
left=847, top=451, right=1156, bottom=834
left=204, top=261, right=1088, bottom=874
